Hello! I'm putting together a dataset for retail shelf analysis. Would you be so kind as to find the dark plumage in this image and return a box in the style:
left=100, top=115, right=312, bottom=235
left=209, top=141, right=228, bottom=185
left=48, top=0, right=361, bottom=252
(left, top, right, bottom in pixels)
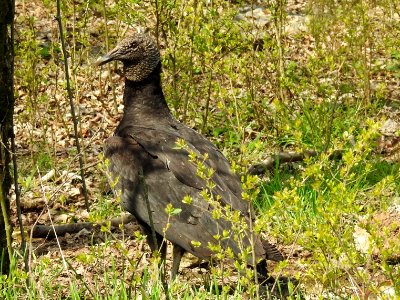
left=95, top=33, right=283, bottom=279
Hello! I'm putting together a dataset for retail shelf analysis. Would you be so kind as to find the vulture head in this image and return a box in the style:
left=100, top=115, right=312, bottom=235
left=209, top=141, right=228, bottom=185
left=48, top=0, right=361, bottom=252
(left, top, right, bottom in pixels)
left=95, top=33, right=160, bottom=82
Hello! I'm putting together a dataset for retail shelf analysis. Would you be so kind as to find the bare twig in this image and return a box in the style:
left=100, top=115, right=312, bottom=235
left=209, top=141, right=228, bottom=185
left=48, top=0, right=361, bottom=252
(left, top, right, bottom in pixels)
left=182, top=0, right=198, bottom=121
left=101, top=0, right=118, bottom=113
left=55, top=0, right=90, bottom=211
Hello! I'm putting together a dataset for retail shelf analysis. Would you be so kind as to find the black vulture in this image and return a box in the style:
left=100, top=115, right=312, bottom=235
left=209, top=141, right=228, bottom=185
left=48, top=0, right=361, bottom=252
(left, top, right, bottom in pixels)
left=95, top=32, right=283, bottom=280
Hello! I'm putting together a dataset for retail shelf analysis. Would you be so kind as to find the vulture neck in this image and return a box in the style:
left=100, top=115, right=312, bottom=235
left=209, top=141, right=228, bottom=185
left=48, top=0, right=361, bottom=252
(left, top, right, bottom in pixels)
left=120, top=63, right=172, bottom=125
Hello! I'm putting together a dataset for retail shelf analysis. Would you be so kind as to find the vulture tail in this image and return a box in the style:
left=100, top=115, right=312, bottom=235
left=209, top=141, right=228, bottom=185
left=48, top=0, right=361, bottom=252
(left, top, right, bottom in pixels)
left=262, top=240, right=284, bottom=262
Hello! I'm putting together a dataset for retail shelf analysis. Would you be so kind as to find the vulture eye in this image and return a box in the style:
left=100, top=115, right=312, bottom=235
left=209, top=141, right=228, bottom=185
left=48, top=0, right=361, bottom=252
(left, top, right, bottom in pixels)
left=130, top=42, right=139, bottom=51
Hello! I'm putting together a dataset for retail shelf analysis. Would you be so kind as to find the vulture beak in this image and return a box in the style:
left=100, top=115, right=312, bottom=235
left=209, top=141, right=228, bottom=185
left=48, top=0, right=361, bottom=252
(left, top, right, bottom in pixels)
left=95, top=47, right=120, bottom=66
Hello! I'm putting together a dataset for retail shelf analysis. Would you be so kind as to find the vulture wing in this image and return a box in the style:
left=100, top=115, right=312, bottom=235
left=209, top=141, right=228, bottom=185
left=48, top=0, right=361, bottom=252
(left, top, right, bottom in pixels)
left=120, top=123, right=250, bottom=216
left=105, top=124, right=269, bottom=263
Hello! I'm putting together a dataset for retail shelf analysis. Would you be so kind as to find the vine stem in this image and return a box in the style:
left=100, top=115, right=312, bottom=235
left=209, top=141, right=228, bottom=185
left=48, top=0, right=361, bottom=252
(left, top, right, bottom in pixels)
left=55, top=0, right=90, bottom=211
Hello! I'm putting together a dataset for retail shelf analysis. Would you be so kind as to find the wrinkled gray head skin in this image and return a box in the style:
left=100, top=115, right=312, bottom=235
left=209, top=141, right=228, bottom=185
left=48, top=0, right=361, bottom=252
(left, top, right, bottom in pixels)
left=95, top=33, right=160, bottom=82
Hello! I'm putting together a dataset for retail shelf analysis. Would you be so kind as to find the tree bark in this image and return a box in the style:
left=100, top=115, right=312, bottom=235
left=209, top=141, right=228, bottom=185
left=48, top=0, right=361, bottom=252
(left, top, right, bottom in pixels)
left=0, top=0, right=14, bottom=274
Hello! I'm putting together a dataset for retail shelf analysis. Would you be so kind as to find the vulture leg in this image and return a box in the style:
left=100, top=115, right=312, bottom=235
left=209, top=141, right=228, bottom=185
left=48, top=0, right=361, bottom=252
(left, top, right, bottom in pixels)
left=170, top=245, right=185, bottom=280
left=256, top=259, right=268, bottom=279
left=138, top=219, right=167, bottom=261
left=138, top=220, right=168, bottom=285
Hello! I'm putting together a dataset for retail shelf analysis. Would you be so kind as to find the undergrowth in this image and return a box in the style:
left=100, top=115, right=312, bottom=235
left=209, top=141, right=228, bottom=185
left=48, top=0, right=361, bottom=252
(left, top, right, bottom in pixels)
left=2, top=0, right=399, bottom=298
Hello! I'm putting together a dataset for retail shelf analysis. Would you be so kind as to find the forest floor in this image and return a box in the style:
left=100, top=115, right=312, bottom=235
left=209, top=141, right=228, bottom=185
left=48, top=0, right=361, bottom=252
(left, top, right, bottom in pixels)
left=9, top=0, right=400, bottom=298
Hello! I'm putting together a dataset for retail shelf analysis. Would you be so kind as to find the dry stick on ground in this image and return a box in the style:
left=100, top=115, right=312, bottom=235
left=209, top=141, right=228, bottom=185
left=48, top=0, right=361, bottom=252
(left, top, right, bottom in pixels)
left=248, top=150, right=344, bottom=175
left=31, top=214, right=136, bottom=238
left=55, top=0, right=90, bottom=212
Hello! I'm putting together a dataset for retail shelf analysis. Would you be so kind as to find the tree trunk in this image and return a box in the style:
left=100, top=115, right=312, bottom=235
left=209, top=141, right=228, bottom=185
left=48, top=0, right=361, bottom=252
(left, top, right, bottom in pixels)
left=0, top=0, right=14, bottom=274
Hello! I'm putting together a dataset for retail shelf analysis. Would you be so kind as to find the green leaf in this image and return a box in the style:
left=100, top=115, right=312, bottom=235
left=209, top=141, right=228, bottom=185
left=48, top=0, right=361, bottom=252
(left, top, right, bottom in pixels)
left=170, top=208, right=182, bottom=216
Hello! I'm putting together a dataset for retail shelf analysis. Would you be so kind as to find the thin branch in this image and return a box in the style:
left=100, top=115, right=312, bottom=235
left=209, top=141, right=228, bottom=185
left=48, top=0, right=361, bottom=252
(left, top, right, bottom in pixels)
left=182, top=0, right=198, bottom=121
left=55, top=0, right=90, bottom=211
left=201, top=69, right=213, bottom=133
left=101, top=0, right=118, bottom=112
